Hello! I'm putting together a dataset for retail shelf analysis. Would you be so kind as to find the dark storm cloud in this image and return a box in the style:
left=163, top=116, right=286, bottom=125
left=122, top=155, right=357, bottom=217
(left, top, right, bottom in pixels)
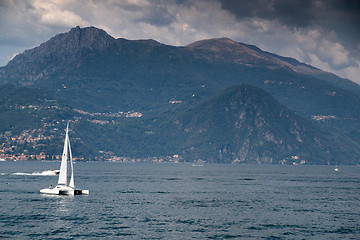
left=219, top=0, right=315, bottom=28
left=219, top=0, right=360, bottom=30
left=218, top=0, right=360, bottom=67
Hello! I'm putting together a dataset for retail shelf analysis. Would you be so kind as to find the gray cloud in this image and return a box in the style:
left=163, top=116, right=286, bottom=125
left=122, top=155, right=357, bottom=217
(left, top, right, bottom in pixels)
left=219, top=0, right=360, bottom=56
left=138, top=5, right=176, bottom=26
left=219, top=0, right=360, bottom=30
left=0, top=0, right=359, bottom=83
left=219, top=0, right=315, bottom=27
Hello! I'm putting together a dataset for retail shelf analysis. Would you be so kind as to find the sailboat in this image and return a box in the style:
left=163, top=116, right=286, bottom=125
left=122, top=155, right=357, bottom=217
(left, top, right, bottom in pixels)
left=334, top=160, right=339, bottom=172
left=40, top=122, right=89, bottom=195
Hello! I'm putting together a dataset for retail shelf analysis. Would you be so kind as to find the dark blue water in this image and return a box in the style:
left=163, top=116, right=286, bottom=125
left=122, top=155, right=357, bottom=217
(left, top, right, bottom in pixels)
left=1, top=162, right=359, bottom=239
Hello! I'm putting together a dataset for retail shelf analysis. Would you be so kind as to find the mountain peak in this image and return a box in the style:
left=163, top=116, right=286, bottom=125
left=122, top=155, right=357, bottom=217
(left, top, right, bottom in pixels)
left=186, top=37, right=277, bottom=66
left=186, top=37, right=327, bottom=76
left=40, top=26, right=115, bottom=54
left=186, top=37, right=238, bottom=49
left=186, top=37, right=250, bottom=56
left=66, top=26, right=115, bottom=48
left=2, top=26, right=116, bottom=85
left=12, top=26, right=115, bottom=63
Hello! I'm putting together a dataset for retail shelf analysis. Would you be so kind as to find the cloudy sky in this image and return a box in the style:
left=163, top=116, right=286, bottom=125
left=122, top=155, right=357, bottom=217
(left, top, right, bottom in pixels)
left=1, top=0, right=359, bottom=83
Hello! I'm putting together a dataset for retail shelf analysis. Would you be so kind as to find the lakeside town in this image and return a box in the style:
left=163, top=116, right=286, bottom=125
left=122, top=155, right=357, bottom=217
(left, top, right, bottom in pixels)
left=0, top=126, right=183, bottom=163
left=0, top=101, right=330, bottom=165
left=1, top=97, right=193, bottom=163
left=0, top=115, right=183, bottom=163
left=0, top=102, right=147, bottom=162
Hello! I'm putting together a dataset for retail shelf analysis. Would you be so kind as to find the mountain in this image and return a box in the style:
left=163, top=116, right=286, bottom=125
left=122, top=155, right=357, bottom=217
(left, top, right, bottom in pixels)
left=164, top=85, right=360, bottom=164
left=1, top=27, right=359, bottom=122
left=1, top=27, right=114, bottom=85
left=187, top=38, right=360, bottom=93
left=1, top=26, right=360, bottom=164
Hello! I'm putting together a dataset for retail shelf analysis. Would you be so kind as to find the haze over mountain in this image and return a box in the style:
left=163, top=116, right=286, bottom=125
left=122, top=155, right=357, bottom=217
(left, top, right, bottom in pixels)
left=1, top=26, right=360, bottom=164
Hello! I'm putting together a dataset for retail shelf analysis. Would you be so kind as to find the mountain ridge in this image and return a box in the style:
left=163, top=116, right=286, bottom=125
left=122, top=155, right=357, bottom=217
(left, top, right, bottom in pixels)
left=2, top=26, right=358, bottom=91
left=185, top=37, right=360, bottom=94
left=186, top=37, right=317, bottom=73
left=1, top=26, right=360, bottom=164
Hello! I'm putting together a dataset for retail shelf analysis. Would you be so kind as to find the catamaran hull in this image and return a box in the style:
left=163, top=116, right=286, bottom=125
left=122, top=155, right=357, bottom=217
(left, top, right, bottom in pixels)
left=40, top=188, right=61, bottom=195
left=74, top=189, right=89, bottom=195
left=40, top=186, right=89, bottom=195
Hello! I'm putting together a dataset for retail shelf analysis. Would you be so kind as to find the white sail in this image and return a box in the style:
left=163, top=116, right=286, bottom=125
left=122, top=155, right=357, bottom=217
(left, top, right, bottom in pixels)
left=57, top=123, right=69, bottom=185
left=68, top=137, right=75, bottom=189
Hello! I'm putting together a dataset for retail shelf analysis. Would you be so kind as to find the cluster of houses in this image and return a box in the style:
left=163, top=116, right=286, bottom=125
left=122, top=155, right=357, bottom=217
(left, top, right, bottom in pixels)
left=0, top=127, right=56, bottom=161
left=311, top=114, right=336, bottom=121
left=94, top=151, right=182, bottom=163
left=74, top=109, right=143, bottom=119
left=0, top=152, right=56, bottom=161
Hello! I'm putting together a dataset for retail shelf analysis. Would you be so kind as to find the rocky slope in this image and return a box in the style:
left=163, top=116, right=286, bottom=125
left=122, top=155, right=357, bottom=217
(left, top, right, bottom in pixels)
left=165, top=85, right=359, bottom=164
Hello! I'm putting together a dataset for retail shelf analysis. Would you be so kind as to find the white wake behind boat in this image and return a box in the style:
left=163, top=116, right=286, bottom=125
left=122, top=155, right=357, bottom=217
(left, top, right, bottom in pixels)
left=40, top=123, right=89, bottom=195
left=41, top=169, right=60, bottom=175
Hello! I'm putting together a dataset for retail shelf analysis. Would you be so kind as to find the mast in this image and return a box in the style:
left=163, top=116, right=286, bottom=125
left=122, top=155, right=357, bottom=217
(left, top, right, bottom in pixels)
left=57, top=122, right=69, bottom=185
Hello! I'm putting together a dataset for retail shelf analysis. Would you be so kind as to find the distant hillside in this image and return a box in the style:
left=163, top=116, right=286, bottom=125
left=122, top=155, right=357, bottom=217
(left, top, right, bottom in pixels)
left=164, top=85, right=360, bottom=164
left=0, top=84, right=72, bottom=156
left=2, top=84, right=359, bottom=164
left=1, top=26, right=360, bottom=164
left=0, top=84, right=66, bottom=132
left=0, top=84, right=177, bottom=160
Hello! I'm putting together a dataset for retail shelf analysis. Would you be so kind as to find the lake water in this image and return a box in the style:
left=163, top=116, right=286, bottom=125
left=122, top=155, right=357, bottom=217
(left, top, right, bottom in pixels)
left=1, top=161, right=359, bottom=239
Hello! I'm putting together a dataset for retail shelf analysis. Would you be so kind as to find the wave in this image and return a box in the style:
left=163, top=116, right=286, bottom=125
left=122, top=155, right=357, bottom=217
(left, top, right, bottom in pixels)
left=13, top=170, right=59, bottom=176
